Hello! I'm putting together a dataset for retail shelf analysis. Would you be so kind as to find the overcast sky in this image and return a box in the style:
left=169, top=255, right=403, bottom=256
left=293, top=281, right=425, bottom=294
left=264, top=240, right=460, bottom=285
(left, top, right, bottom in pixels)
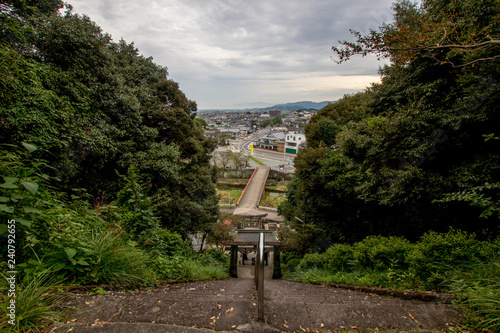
left=68, top=0, right=396, bottom=109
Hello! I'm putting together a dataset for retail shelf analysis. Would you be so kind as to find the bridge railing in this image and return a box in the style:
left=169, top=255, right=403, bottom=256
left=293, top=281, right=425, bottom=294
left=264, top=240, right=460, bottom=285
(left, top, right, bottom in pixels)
left=258, top=206, right=278, bottom=212
left=236, top=167, right=258, bottom=206
left=256, top=168, right=271, bottom=208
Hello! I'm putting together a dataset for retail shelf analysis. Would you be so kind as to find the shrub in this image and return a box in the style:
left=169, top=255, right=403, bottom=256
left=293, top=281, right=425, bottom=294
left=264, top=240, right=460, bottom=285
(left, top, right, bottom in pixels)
left=144, top=228, right=190, bottom=257
left=408, top=229, right=493, bottom=290
left=323, top=243, right=355, bottom=272
left=352, top=235, right=412, bottom=271
left=298, top=253, right=327, bottom=270
left=281, top=252, right=302, bottom=273
left=200, top=249, right=230, bottom=265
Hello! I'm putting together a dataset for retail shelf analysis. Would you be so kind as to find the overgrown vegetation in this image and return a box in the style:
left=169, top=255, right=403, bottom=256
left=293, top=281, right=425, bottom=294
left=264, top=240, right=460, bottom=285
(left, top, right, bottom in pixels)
left=0, top=2, right=226, bottom=331
left=279, top=0, right=500, bottom=331
left=283, top=230, right=500, bottom=332
left=0, top=144, right=228, bottom=332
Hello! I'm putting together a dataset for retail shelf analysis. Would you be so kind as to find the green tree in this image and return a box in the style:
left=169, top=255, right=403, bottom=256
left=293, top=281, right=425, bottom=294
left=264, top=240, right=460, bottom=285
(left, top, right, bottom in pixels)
left=281, top=0, right=500, bottom=244
left=194, top=117, right=208, bottom=129
left=1, top=2, right=219, bottom=235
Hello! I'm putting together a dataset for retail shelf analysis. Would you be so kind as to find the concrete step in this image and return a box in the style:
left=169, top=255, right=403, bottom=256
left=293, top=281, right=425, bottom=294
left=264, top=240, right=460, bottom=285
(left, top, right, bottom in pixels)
left=52, top=278, right=462, bottom=333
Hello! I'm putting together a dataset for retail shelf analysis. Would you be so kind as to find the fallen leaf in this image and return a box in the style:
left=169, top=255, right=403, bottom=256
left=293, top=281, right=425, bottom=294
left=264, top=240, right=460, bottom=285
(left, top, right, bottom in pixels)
left=320, top=323, right=324, bottom=328
left=284, top=324, right=289, bottom=328
left=217, top=304, right=222, bottom=309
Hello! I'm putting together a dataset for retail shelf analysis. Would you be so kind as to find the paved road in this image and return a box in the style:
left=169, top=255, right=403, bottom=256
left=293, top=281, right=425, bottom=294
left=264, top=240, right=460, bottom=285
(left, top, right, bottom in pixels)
left=52, top=278, right=463, bottom=333
left=235, top=130, right=296, bottom=169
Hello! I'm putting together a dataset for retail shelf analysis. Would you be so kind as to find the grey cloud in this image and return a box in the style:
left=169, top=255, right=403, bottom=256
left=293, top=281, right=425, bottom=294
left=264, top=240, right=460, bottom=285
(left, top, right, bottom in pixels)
left=69, top=0, right=394, bottom=108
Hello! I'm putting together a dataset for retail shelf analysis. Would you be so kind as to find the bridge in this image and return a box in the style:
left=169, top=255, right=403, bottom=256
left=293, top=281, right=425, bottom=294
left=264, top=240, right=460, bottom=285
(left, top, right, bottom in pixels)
left=233, top=166, right=270, bottom=219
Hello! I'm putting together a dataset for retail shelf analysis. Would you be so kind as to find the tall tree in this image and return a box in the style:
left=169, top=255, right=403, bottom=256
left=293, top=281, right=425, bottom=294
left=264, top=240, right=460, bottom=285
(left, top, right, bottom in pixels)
left=281, top=0, right=500, bottom=244
left=0, top=2, right=219, bottom=235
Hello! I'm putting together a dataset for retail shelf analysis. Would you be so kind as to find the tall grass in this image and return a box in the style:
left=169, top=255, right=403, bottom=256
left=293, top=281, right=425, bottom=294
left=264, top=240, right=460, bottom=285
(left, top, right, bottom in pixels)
left=152, top=250, right=229, bottom=282
left=451, top=260, right=500, bottom=332
left=0, top=271, right=65, bottom=333
left=84, top=228, right=156, bottom=286
left=45, top=226, right=157, bottom=287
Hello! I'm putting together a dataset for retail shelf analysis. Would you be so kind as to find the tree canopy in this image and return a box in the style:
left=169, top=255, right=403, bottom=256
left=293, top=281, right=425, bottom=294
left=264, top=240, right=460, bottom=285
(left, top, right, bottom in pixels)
left=0, top=1, right=219, bottom=234
left=281, top=0, right=500, bottom=246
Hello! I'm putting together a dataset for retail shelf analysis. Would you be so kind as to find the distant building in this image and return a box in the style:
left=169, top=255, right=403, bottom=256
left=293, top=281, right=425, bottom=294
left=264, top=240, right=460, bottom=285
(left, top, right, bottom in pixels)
left=275, top=139, right=285, bottom=153
left=272, top=126, right=288, bottom=132
left=285, top=132, right=306, bottom=154
left=258, top=132, right=286, bottom=151
left=287, top=127, right=305, bottom=134
left=219, top=128, right=240, bottom=136
left=204, top=128, right=221, bottom=138
left=269, top=109, right=282, bottom=118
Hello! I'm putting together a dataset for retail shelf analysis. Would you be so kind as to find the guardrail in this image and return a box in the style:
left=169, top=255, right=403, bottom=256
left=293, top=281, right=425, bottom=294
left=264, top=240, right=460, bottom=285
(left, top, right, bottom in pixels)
left=219, top=204, right=237, bottom=207
left=258, top=206, right=278, bottom=212
left=254, top=232, right=265, bottom=321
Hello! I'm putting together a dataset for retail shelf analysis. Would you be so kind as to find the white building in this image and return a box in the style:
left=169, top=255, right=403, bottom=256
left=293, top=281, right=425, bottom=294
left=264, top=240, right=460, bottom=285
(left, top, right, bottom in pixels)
left=285, top=132, right=306, bottom=154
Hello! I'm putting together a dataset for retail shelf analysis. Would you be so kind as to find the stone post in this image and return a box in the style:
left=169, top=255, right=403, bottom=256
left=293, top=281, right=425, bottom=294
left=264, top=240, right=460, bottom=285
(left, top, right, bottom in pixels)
left=230, top=245, right=238, bottom=278
left=272, top=245, right=282, bottom=279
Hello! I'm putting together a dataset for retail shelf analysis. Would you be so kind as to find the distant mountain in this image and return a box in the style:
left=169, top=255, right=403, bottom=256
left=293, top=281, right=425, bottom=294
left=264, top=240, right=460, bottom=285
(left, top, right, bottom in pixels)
left=261, top=101, right=337, bottom=111
left=200, top=100, right=337, bottom=112
left=228, top=102, right=273, bottom=109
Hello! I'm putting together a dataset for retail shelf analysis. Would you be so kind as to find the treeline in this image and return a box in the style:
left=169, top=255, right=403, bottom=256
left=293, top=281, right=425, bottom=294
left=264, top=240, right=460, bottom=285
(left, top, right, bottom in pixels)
left=0, top=1, right=225, bottom=329
left=280, top=0, right=500, bottom=246
left=1, top=1, right=219, bottom=234
left=259, top=114, right=285, bottom=127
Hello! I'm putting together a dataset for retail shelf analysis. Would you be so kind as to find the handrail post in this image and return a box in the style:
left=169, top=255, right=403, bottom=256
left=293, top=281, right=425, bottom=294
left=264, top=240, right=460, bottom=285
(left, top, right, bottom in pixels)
left=257, top=232, right=265, bottom=321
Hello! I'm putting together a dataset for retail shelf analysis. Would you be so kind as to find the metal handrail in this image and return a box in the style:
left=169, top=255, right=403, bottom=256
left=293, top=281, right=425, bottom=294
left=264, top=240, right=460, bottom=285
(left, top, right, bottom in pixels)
left=255, top=232, right=265, bottom=321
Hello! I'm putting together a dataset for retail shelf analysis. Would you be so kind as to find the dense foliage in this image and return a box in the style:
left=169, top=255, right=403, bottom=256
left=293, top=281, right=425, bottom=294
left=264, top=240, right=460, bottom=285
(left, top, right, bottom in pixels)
left=280, top=0, right=500, bottom=245
left=285, top=230, right=500, bottom=332
left=0, top=1, right=219, bottom=235
left=0, top=2, right=224, bottom=331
